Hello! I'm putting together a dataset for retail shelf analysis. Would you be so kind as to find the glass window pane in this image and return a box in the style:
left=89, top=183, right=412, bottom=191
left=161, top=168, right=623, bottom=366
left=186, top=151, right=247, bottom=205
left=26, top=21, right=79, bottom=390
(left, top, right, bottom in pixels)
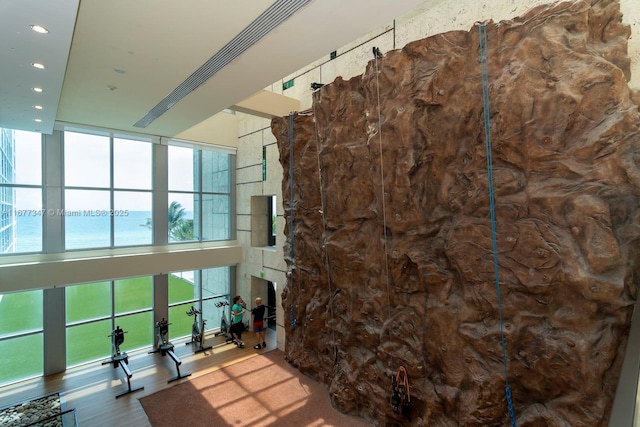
left=168, top=194, right=195, bottom=243
left=66, top=282, right=111, bottom=323
left=201, top=266, right=230, bottom=333
left=2, top=130, right=42, bottom=185
left=202, top=267, right=229, bottom=300
left=0, top=290, right=43, bottom=336
left=2, top=187, right=43, bottom=253
left=168, top=145, right=194, bottom=191
left=169, top=271, right=197, bottom=304
left=0, top=334, right=43, bottom=385
left=202, top=150, right=229, bottom=193
left=201, top=194, right=230, bottom=241
left=114, top=191, right=152, bottom=246
left=207, top=296, right=230, bottom=332
left=114, top=138, right=152, bottom=190
left=115, top=276, right=152, bottom=314
left=64, top=131, right=110, bottom=188
left=66, top=320, right=111, bottom=366
left=0, top=128, right=15, bottom=185
left=114, top=312, right=153, bottom=351
left=65, top=189, right=110, bottom=249
left=201, top=298, right=218, bottom=332
left=168, top=302, right=194, bottom=341
left=0, top=186, right=14, bottom=253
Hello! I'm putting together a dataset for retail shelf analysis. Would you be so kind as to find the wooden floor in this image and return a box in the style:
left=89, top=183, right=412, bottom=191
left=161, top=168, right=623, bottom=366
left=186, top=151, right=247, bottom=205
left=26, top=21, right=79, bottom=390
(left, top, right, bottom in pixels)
left=0, top=329, right=277, bottom=426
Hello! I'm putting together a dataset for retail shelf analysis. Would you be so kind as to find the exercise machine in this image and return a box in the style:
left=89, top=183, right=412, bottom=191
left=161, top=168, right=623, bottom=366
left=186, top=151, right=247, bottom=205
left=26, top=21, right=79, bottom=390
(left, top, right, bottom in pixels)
left=101, top=326, right=144, bottom=398
left=214, top=299, right=234, bottom=344
left=148, top=318, right=191, bottom=383
left=185, top=306, right=212, bottom=353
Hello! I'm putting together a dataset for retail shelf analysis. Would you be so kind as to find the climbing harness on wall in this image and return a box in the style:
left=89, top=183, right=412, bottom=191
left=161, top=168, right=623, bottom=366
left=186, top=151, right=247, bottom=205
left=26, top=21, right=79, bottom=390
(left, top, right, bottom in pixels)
left=390, top=366, right=412, bottom=420
left=288, top=112, right=297, bottom=329
left=477, top=22, right=517, bottom=427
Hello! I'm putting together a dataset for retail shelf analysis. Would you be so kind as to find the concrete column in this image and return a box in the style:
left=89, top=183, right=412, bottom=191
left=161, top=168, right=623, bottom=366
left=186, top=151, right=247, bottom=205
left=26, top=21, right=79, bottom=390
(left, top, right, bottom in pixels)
left=42, top=131, right=66, bottom=375
left=43, top=131, right=64, bottom=254
left=153, top=274, right=169, bottom=347
left=153, top=144, right=168, bottom=246
left=43, top=287, right=65, bottom=375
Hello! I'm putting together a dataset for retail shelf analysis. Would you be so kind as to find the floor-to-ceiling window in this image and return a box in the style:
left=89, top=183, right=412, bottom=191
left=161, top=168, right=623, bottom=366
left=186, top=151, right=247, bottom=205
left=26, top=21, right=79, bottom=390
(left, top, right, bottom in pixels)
left=201, top=266, right=231, bottom=330
left=63, top=131, right=153, bottom=250
left=0, top=125, right=236, bottom=383
left=113, top=137, right=153, bottom=246
left=65, top=276, right=154, bottom=367
left=113, top=276, right=154, bottom=350
left=0, top=129, right=43, bottom=254
left=0, top=290, right=44, bottom=385
left=167, top=145, right=232, bottom=243
left=200, top=150, right=232, bottom=241
left=167, top=266, right=231, bottom=341
left=63, top=267, right=231, bottom=367
left=0, top=129, right=44, bottom=386
left=65, top=281, right=113, bottom=366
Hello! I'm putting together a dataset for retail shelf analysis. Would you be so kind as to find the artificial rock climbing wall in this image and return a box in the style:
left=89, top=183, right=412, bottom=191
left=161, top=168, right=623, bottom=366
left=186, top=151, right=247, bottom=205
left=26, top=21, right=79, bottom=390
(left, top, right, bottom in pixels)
left=272, top=0, right=640, bottom=425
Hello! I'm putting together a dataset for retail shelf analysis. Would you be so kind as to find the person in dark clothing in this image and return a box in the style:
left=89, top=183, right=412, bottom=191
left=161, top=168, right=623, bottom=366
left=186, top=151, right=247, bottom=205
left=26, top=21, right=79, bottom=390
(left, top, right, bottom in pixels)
left=252, top=297, right=267, bottom=349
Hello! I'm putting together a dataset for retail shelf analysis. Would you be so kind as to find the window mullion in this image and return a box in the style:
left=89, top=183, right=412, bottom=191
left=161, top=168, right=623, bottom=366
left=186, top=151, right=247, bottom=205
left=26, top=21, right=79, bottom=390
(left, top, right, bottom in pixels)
left=110, top=136, right=115, bottom=248
left=111, top=280, right=116, bottom=331
left=198, top=150, right=202, bottom=241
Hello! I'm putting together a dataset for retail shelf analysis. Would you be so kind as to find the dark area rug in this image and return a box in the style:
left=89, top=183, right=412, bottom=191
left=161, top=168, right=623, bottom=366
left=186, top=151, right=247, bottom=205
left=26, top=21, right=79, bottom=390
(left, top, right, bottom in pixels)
left=139, top=350, right=371, bottom=426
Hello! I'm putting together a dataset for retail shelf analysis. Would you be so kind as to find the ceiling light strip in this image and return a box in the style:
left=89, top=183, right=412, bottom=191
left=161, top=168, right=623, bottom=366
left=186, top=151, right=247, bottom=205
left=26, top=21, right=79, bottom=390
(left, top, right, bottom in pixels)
left=134, top=0, right=312, bottom=128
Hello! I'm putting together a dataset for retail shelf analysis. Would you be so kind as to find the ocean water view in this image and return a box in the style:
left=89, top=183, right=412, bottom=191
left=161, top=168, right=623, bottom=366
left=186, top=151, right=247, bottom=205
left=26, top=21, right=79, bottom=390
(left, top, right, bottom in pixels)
left=14, top=210, right=153, bottom=252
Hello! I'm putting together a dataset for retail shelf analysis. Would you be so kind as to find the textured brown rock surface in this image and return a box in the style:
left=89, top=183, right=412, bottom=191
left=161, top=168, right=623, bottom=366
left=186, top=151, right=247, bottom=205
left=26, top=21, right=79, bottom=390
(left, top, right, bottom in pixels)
left=272, top=1, right=640, bottom=425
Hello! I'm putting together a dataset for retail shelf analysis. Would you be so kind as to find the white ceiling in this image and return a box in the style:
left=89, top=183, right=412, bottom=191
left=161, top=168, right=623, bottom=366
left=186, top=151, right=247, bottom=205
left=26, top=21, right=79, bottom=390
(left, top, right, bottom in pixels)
left=0, top=0, right=429, bottom=137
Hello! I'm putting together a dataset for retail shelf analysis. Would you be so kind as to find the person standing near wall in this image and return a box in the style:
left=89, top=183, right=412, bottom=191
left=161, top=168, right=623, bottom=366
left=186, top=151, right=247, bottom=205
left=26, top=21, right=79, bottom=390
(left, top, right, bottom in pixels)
left=252, top=297, right=267, bottom=349
left=230, top=296, right=246, bottom=348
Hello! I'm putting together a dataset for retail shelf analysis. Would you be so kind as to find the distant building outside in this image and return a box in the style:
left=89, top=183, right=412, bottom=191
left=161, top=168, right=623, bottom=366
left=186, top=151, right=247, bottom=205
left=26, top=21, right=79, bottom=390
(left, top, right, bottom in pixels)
left=0, top=128, right=16, bottom=253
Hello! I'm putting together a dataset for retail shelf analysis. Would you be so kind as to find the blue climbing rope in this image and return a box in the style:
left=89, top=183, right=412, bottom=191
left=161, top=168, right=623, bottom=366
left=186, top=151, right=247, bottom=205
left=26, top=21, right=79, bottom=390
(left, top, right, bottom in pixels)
left=478, top=23, right=517, bottom=427
left=288, top=112, right=297, bottom=328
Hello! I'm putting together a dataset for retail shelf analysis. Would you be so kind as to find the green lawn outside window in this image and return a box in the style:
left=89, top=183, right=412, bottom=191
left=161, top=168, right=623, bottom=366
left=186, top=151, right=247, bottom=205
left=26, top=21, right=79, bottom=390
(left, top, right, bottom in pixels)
left=0, top=334, right=43, bottom=385
left=0, top=274, right=209, bottom=384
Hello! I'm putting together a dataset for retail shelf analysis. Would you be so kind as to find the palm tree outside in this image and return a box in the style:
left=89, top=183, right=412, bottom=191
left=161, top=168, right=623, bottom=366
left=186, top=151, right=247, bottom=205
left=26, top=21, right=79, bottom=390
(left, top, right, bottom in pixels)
left=141, top=201, right=194, bottom=241
left=171, top=218, right=194, bottom=241
left=168, top=201, right=186, bottom=230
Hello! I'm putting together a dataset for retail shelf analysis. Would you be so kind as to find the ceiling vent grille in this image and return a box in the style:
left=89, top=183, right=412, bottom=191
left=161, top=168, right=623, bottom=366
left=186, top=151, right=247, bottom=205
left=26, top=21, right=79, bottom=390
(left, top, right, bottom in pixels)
left=134, top=0, right=312, bottom=128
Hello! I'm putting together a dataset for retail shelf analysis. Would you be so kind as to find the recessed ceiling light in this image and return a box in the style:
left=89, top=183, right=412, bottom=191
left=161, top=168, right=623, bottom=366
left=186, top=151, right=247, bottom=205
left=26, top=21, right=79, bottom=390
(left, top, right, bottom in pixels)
left=34, top=105, right=43, bottom=110
left=30, top=25, right=49, bottom=34
left=32, top=87, right=44, bottom=93
left=34, top=119, right=42, bottom=123
left=32, top=62, right=45, bottom=69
